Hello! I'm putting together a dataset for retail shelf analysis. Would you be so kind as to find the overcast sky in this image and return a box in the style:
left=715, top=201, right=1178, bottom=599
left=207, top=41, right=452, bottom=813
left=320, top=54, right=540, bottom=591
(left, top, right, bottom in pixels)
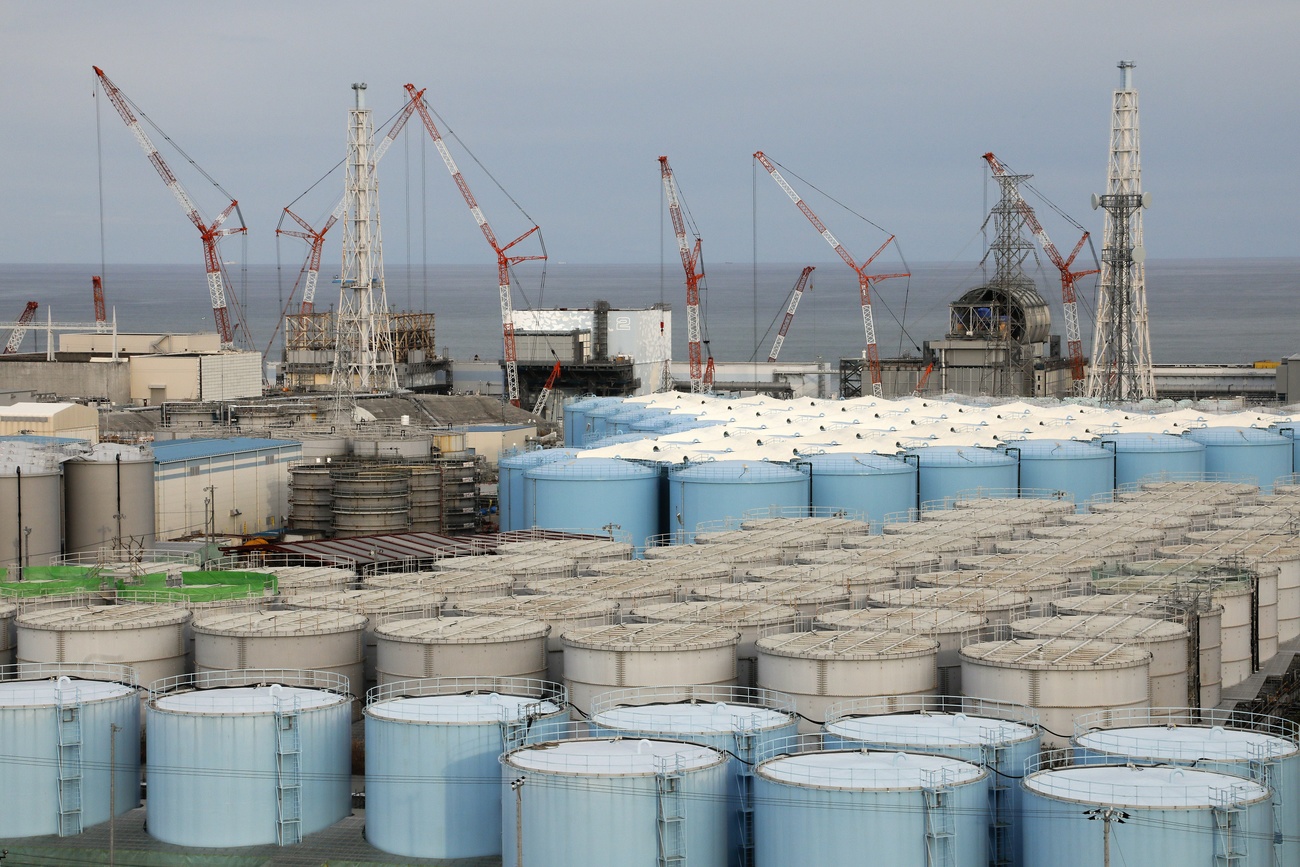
left=2, top=1, right=1297, bottom=268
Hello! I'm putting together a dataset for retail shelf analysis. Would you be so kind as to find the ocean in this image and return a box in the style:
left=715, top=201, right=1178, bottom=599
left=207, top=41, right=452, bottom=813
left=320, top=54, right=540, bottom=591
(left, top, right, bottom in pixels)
left=1, top=258, right=1296, bottom=366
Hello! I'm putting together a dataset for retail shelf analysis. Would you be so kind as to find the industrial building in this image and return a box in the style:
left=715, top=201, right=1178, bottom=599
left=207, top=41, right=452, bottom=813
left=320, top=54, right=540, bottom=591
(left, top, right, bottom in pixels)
left=153, top=437, right=301, bottom=538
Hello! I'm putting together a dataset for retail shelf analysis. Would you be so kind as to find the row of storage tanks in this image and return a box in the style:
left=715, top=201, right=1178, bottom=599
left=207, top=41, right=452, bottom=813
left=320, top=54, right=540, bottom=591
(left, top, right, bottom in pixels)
left=2, top=481, right=1300, bottom=860
left=505, top=399, right=1300, bottom=547
left=3, top=664, right=1297, bottom=867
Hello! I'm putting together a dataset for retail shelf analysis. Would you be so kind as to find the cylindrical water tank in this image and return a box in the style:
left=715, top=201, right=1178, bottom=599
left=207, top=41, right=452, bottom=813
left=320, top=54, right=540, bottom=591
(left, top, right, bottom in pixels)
left=803, top=452, right=916, bottom=531
left=192, top=610, right=367, bottom=717
left=904, top=446, right=1018, bottom=509
left=1159, top=540, right=1300, bottom=644
left=1004, top=438, right=1114, bottom=512
left=821, top=695, right=1039, bottom=867
left=589, top=685, right=799, bottom=867
left=0, top=663, right=140, bottom=838
left=915, top=568, right=1073, bottom=605
left=330, top=467, right=411, bottom=537
left=456, top=594, right=618, bottom=683
left=1072, top=707, right=1300, bottom=867
left=1020, top=759, right=1273, bottom=866
left=64, top=444, right=156, bottom=555
left=0, top=468, right=62, bottom=571
left=562, top=397, right=620, bottom=448
left=289, top=464, right=334, bottom=532
left=407, top=466, right=442, bottom=533
left=1183, top=426, right=1293, bottom=493
left=813, top=607, right=986, bottom=696
left=145, top=669, right=352, bottom=848
left=497, top=537, right=634, bottom=569
left=364, top=677, right=568, bottom=859
left=583, top=402, right=631, bottom=445
left=521, top=573, right=679, bottom=608
left=959, top=639, right=1151, bottom=749
left=1097, top=432, right=1206, bottom=490
left=523, top=457, right=661, bottom=549
left=756, top=630, right=939, bottom=732
left=753, top=744, right=989, bottom=867
left=689, top=580, right=851, bottom=618
left=629, top=600, right=800, bottom=688
left=365, top=570, right=514, bottom=605
left=560, top=622, right=740, bottom=715
left=16, top=604, right=190, bottom=686
left=373, top=615, right=549, bottom=686
left=501, top=736, right=730, bottom=867
left=868, top=587, right=1032, bottom=626
left=667, top=461, right=809, bottom=538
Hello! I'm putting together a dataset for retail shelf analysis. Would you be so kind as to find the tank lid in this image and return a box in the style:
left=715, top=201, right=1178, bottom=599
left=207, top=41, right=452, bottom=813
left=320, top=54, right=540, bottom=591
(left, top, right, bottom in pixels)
left=436, top=553, right=577, bottom=574
left=153, top=684, right=347, bottom=715
left=375, top=615, right=548, bottom=643
left=960, top=638, right=1151, bottom=669
left=281, top=588, right=445, bottom=613
left=588, top=559, right=733, bottom=581
left=1024, top=764, right=1269, bottom=807
left=920, top=569, right=1070, bottom=591
left=17, top=604, right=191, bottom=630
left=825, top=711, right=1037, bottom=748
left=191, top=608, right=367, bottom=636
left=458, top=594, right=619, bottom=619
left=630, top=599, right=800, bottom=626
left=1012, top=614, right=1187, bottom=642
left=592, top=701, right=793, bottom=735
left=869, top=586, right=1033, bottom=610
left=815, top=606, right=986, bottom=633
left=504, top=736, right=724, bottom=775
left=367, top=692, right=562, bottom=724
left=561, top=622, right=740, bottom=651
left=522, top=574, right=680, bottom=598
left=691, top=580, right=851, bottom=605
left=668, top=459, right=807, bottom=482
left=496, top=538, right=634, bottom=560
left=0, top=677, right=135, bottom=707
left=525, top=457, right=659, bottom=479
left=1075, top=725, right=1298, bottom=762
left=801, top=452, right=915, bottom=474
left=1006, top=438, right=1112, bottom=458
left=756, top=629, right=938, bottom=660
left=758, top=749, right=984, bottom=790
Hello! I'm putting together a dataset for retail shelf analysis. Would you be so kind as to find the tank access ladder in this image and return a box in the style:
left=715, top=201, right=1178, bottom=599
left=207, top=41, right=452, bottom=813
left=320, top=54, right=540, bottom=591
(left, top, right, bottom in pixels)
left=922, top=767, right=957, bottom=867
left=500, top=699, right=547, bottom=753
left=1212, top=786, right=1251, bottom=866
left=1248, top=748, right=1285, bottom=867
left=55, top=678, right=84, bottom=837
left=733, top=725, right=757, bottom=867
left=656, top=754, right=688, bottom=866
left=982, top=739, right=1012, bottom=867
left=273, top=687, right=303, bottom=846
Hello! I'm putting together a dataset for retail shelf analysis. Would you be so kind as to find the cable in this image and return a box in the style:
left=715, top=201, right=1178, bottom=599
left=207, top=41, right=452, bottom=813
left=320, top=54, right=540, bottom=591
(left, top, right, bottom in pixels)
left=94, top=76, right=107, bottom=289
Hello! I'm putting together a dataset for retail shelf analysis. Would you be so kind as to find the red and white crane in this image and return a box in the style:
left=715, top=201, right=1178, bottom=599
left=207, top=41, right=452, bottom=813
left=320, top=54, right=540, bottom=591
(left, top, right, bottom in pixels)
left=754, top=152, right=906, bottom=398
left=405, top=83, right=543, bottom=408
left=4, top=302, right=38, bottom=354
left=658, top=156, right=713, bottom=394
left=91, top=276, right=107, bottom=330
left=982, top=152, right=1096, bottom=390
left=93, top=66, right=248, bottom=349
left=531, top=354, right=562, bottom=418
left=768, top=266, right=815, bottom=363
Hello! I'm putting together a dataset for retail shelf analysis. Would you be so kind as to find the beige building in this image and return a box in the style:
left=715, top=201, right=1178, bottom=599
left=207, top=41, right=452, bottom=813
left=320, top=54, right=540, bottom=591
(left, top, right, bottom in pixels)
left=0, top=402, right=98, bottom=442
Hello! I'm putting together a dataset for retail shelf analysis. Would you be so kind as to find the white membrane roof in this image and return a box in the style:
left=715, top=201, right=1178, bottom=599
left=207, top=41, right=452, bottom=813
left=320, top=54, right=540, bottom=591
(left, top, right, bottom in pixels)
left=758, top=749, right=983, bottom=789
left=1076, top=725, right=1297, bottom=762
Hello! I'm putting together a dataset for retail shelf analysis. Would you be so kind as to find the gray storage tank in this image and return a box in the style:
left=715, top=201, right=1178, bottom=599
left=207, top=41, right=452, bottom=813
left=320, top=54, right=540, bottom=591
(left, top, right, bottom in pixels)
left=0, top=466, right=62, bottom=572
left=64, top=444, right=156, bottom=555
left=145, top=669, right=352, bottom=847
left=16, top=604, right=190, bottom=687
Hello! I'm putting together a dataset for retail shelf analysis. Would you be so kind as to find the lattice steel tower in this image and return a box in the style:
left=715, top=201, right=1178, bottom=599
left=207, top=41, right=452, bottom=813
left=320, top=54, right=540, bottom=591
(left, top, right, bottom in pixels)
left=333, top=83, right=398, bottom=394
left=1087, top=61, right=1154, bottom=402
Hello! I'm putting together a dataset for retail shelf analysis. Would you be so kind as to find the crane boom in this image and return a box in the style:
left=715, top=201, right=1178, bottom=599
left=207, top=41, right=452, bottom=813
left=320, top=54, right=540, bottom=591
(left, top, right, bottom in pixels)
left=92, top=276, right=107, bottom=330
left=658, top=156, right=709, bottom=393
left=768, top=266, right=814, bottom=363
left=405, top=84, right=543, bottom=407
left=531, top=356, right=562, bottom=418
left=754, top=152, right=906, bottom=397
left=4, top=302, right=38, bottom=354
left=93, top=66, right=247, bottom=348
left=982, top=153, right=1097, bottom=390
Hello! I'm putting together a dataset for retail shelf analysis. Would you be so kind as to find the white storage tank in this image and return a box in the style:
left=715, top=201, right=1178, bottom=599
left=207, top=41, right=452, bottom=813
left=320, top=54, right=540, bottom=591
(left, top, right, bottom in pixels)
left=191, top=609, right=367, bottom=717
left=497, top=537, right=634, bottom=568
left=756, top=630, right=939, bottom=733
left=520, top=573, right=680, bottom=608
left=915, top=568, right=1073, bottom=605
left=1020, top=757, right=1273, bottom=867
left=589, top=685, right=800, bottom=867
left=64, top=444, right=156, bottom=555
left=501, top=736, right=730, bottom=867
left=629, top=600, right=800, bottom=688
left=457, top=594, right=619, bottom=683
left=16, top=604, right=190, bottom=686
left=364, top=676, right=568, bottom=860
left=753, top=741, right=989, bottom=867
left=0, top=663, right=140, bottom=838
left=959, top=639, right=1151, bottom=749
left=145, top=669, right=352, bottom=847
left=560, top=622, right=740, bottom=716
left=813, top=606, right=987, bottom=696
left=821, top=695, right=1039, bottom=867
left=1159, top=540, right=1300, bottom=644
left=373, top=615, right=550, bottom=686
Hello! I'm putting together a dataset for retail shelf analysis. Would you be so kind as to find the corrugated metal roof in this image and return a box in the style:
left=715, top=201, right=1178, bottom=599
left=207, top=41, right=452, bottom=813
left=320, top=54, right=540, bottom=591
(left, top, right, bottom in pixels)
left=153, top=437, right=301, bottom=463
left=260, top=531, right=487, bottom=566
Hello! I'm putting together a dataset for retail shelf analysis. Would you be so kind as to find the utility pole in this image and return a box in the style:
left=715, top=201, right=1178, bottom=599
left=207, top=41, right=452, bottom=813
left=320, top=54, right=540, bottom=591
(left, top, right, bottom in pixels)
left=1084, top=805, right=1128, bottom=866
left=109, top=723, right=121, bottom=867
left=511, top=776, right=526, bottom=866
left=204, top=484, right=216, bottom=551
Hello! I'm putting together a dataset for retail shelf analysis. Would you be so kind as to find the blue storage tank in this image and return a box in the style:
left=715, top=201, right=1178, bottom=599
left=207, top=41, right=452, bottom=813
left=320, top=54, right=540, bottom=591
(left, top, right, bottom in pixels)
left=904, top=446, right=1018, bottom=509
left=501, top=736, right=730, bottom=867
left=753, top=741, right=989, bottom=867
left=630, top=412, right=677, bottom=433
left=609, top=408, right=651, bottom=436
left=668, top=460, right=809, bottom=538
left=588, top=685, right=799, bottom=867
left=821, top=695, right=1039, bottom=867
left=364, top=677, right=569, bottom=860
left=582, top=432, right=650, bottom=451
left=0, top=663, right=140, bottom=838
left=1183, top=426, right=1293, bottom=493
left=1021, top=757, right=1274, bottom=866
left=524, top=457, right=661, bottom=549
left=1096, top=431, right=1206, bottom=489
left=1004, top=438, right=1115, bottom=512
left=145, top=669, right=352, bottom=848
left=583, top=402, right=631, bottom=446
left=563, top=396, right=620, bottom=448
left=1071, top=707, right=1300, bottom=867
left=1269, top=424, right=1298, bottom=483
left=497, top=448, right=581, bottom=532
left=804, top=452, right=916, bottom=532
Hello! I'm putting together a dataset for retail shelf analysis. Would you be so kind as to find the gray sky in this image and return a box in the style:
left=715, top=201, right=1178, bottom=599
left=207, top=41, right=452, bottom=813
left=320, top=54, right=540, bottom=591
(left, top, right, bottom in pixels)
left=2, top=0, right=1297, bottom=267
